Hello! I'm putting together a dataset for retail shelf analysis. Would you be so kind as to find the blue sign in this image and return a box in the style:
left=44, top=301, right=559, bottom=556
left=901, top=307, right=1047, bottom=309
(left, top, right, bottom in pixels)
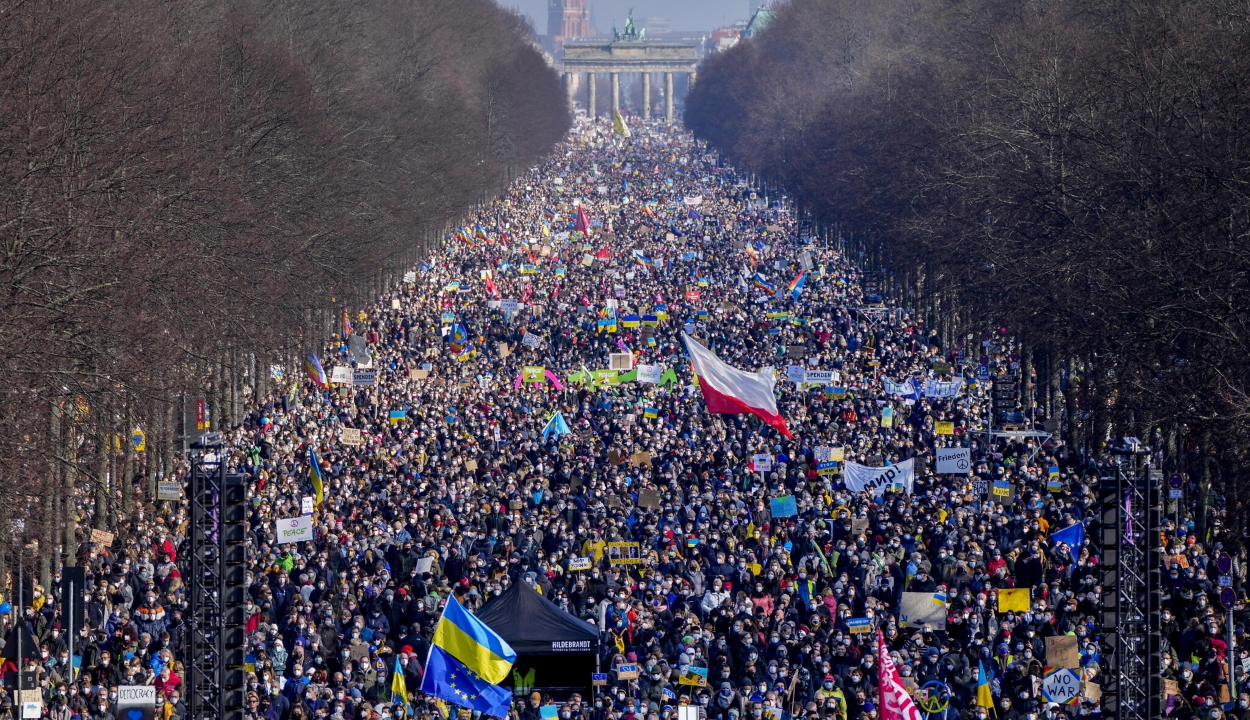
left=846, top=618, right=872, bottom=634
left=770, top=495, right=798, bottom=518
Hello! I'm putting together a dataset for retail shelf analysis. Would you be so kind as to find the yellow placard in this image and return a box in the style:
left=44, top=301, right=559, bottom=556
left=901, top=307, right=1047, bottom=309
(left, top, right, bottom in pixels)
left=997, top=588, right=1031, bottom=613
left=935, top=421, right=954, bottom=436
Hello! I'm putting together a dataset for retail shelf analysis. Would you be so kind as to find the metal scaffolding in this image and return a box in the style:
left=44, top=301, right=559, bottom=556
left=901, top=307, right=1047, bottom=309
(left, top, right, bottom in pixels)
left=1100, top=444, right=1160, bottom=720
left=183, top=435, right=247, bottom=720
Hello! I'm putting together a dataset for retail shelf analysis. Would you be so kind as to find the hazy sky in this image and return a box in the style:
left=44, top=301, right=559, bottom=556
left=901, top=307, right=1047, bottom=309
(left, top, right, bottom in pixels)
left=499, top=0, right=754, bottom=35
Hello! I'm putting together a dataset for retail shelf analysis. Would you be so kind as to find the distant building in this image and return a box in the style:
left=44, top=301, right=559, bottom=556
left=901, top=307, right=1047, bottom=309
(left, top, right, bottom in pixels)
left=640, top=16, right=671, bottom=35
left=742, top=3, right=776, bottom=38
left=547, top=0, right=593, bottom=58
left=707, top=22, right=746, bottom=54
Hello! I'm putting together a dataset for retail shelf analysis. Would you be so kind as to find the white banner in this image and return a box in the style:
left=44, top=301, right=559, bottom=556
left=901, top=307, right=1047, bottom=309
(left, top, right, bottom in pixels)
left=275, top=515, right=314, bottom=544
left=786, top=365, right=807, bottom=384
left=521, top=333, right=543, bottom=349
left=923, top=379, right=963, bottom=398
left=682, top=195, right=704, bottom=206
left=636, top=364, right=664, bottom=384
left=935, top=447, right=971, bottom=475
left=844, top=458, right=915, bottom=496
left=330, top=366, right=353, bottom=384
left=805, top=370, right=833, bottom=384
left=884, top=378, right=916, bottom=396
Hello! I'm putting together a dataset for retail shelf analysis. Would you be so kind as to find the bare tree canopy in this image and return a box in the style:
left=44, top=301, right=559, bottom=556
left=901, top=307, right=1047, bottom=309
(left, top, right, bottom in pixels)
left=688, top=0, right=1250, bottom=539
left=0, top=0, right=569, bottom=580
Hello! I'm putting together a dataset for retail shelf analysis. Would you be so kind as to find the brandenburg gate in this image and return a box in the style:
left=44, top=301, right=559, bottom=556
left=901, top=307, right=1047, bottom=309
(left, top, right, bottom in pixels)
left=561, top=19, right=699, bottom=125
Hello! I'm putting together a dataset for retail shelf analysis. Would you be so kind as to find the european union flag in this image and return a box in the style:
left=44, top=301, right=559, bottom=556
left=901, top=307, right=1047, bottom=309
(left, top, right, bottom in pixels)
left=1050, top=522, right=1084, bottom=560
left=421, top=645, right=512, bottom=718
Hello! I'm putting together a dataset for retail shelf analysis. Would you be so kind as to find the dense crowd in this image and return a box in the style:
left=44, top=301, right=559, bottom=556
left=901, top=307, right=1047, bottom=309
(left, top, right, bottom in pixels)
left=2, top=118, right=1242, bottom=720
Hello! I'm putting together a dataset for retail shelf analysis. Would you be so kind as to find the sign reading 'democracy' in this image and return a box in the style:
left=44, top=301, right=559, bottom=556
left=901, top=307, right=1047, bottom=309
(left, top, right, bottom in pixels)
left=843, top=458, right=915, bottom=496
left=935, top=447, right=972, bottom=475
left=275, top=515, right=314, bottom=544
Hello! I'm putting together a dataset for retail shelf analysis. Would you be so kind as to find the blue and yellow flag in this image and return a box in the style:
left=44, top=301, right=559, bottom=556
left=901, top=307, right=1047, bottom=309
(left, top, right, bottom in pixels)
left=421, top=645, right=512, bottom=718
left=308, top=447, right=325, bottom=506
left=431, top=596, right=516, bottom=685
left=977, top=661, right=994, bottom=708
left=391, top=656, right=411, bottom=710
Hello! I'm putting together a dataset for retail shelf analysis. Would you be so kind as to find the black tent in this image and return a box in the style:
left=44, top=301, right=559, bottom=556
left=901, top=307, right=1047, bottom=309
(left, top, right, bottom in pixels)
left=478, top=581, right=600, bottom=698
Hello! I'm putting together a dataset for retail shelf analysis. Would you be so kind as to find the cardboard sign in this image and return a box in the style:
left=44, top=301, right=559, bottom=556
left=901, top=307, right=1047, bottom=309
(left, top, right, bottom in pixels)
left=410, top=368, right=430, bottom=379
left=615, top=663, right=640, bottom=680
left=851, top=518, right=869, bottom=535
left=156, top=481, right=181, bottom=501
left=630, top=451, right=652, bottom=467
left=814, top=446, right=832, bottom=462
left=497, top=343, right=512, bottom=359
left=464, top=459, right=478, bottom=472
left=341, top=428, right=364, bottom=446
left=568, top=557, right=592, bottom=571
left=637, top=489, right=662, bottom=510
left=1045, top=635, right=1080, bottom=668
left=608, top=449, right=623, bottom=465
left=610, top=353, right=633, bottom=371
left=275, top=516, right=314, bottom=544
left=591, top=673, right=609, bottom=686
left=90, top=529, right=115, bottom=546
left=301, top=496, right=314, bottom=515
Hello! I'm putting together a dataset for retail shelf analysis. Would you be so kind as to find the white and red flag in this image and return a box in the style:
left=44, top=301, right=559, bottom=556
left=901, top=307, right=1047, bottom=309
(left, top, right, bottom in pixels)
left=682, top=333, right=792, bottom=438
left=877, top=628, right=924, bottom=720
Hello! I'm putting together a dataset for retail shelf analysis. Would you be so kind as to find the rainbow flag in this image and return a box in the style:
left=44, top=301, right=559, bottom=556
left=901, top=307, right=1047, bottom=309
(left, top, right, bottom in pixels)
left=303, top=354, right=327, bottom=388
left=787, top=271, right=808, bottom=300
left=473, top=224, right=489, bottom=241
left=543, top=207, right=556, bottom=221
left=751, top=273, right=775, bottom=294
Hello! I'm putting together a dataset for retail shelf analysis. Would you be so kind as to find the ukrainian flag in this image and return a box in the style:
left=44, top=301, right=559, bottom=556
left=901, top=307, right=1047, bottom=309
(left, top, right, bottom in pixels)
left=308, top=447, right=325, bottom=506
left=644, top=407, right=659, bottom=419
left=431, top=596, right=516, bottom=685
left=391, top=656, right=411, bottom=710
left=976, top=661, right=994, bottom=709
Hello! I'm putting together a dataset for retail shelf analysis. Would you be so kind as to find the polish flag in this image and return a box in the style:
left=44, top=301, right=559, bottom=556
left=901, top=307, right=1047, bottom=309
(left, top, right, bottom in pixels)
left=682, top=333, right=792, bottom=437
left=876, top=629, right=924, bottom=720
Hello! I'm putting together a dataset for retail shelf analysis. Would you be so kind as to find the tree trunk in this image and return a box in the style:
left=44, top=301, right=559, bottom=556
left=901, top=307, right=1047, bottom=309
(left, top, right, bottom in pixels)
left=95, top=417, right=110, bottom=530
left=64, top=405, right=78, bottom=567
left=121, top=399, right=134, bottom=518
